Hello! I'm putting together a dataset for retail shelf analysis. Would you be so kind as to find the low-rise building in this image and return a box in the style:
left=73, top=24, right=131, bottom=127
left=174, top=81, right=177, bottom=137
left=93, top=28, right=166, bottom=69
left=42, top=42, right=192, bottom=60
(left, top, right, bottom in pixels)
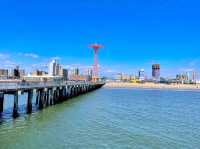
left=32, top=70, right=48, bottom=76
left=22, top=75, right=63, bottom=82
left=0, top=69, right=8, bottom=80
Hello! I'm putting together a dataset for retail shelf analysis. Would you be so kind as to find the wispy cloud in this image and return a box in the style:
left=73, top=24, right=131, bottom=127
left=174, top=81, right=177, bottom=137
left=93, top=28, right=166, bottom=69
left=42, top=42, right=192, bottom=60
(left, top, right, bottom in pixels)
left=0, top=59, right=17, bottom=68
left=188, top=59, right=200, bottom=67
left=0, top=53, right=10, bottom=60
left=64, top=64, right=92, bottom=69
left=50, top=56, right=61, bottom=61
left=179, top=68, right=195, bottom=72
left=18, top=52, right=39, bottom=58
left=0, top=53, right=16, bottom=68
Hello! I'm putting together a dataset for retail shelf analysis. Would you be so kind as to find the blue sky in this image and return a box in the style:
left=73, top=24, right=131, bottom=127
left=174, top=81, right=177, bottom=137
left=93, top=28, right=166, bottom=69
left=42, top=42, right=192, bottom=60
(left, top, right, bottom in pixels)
left=0, top=0, right=200, bottom=77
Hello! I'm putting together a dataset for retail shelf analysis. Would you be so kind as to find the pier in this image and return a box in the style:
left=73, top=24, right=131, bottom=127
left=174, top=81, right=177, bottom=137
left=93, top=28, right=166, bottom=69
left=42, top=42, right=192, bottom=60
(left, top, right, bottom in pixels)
left=0, top=81, right=104, bottom=118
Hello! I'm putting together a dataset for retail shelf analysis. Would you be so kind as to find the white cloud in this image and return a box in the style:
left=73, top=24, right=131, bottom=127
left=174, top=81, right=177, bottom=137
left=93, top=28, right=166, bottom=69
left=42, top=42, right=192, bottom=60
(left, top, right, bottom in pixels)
left=179, top=68, right=195, bottom=72
left=0, top=53, right=17, bottom=68
left=18, top=52, right=39, bottom=58
left=0, top=53, right=10, bottom=60
left=0, top=60, right=17, bottom=68
left=64, top=64, right=92, bottom=70
left=188, top=59, right=200, bottom=67
left=31, top=62, right=48, bottom=70
left=50, top=56, right=61, bottom=61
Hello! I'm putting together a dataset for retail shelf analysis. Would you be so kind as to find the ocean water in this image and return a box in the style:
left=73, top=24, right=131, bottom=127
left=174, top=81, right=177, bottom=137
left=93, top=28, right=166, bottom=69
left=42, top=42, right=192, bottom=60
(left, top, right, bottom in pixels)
left=0, top=88, right=200, bottom=149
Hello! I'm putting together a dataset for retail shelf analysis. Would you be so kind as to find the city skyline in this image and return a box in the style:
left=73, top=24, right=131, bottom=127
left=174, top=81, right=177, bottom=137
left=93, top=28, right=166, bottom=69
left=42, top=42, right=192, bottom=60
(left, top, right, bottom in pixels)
left=0, top=0, right=200, bottom=77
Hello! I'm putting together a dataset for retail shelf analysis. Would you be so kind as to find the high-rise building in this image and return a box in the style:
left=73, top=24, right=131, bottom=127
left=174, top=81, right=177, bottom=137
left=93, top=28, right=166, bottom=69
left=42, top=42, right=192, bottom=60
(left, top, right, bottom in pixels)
left=152, top=64, right=160, bottom=81
left=56, top=64, right=61, bottom=76
left=9, top=66, right=25, bottom=79
left=176, top=73, right=188, bottom=83
left=11, top=66, right=20, bottom=79
left=192, top=70, right=198, bottom=83
left=48, top=59, right=60, bottom=76
left=86, top=68, right=93, bottom=81
left=138, top=69, right=145, bottom=81
left=48, top=60, right=56, bottom=76
left=59, top=68, right=68, bottom=80
left=71, top=68, right=79, bottom=76
left=63, top=69, right=68, bottom=80
left=69, top=68, right=82, bottom=81
left=186, top=70, right=198, bottom=83
left=19, top=69, right=25, bottom=78
left=116, top=73, right=123, bottom=81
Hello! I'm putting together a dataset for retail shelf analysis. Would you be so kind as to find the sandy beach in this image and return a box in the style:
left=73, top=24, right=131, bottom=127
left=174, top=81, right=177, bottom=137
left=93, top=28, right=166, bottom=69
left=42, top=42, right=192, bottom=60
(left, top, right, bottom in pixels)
left=104, top=82, right=200, bottom=90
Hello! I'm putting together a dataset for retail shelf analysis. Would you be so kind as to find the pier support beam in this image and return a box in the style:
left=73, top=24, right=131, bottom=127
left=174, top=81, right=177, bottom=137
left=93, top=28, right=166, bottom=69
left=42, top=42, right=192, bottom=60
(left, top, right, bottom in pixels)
left=69, top=86, right=72, bottom=98
left=39, top=90, right=44, bottom=109
left=68, top=86, right=72, bottom=98
left=44, top=89, right=48, bottom=107
left=71, top=86, right=73, bottom=97
left=53, top=88, right=57, bottom=104
left=56, top=88, right=60, bottom=103
left=49, top=89, right=53, bottom=105
left=0, top=93, right=4, bottom=113
left=74, top=86, right=76, bottom=96
left=59, top=87, right=63, bottom=102
left=76, top=86, right=79, bottom=95
left=36, top=90, right=40, bottom=105
left=74, top=87, right=77, bottom=96
left=63, top=86, right=66, bottom=98
left=46, top=90, right=49, bottom=106
left=13, top=91, right=19, bottom=118
left=27, top=90, right=33, bottom=114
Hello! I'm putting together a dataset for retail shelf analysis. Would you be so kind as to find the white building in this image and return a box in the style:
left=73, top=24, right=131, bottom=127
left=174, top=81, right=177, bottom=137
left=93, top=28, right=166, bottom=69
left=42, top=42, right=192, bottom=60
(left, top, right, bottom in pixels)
left=48, top=59, right=60, bottom=76
left=138, top=69, right=145, bottom=81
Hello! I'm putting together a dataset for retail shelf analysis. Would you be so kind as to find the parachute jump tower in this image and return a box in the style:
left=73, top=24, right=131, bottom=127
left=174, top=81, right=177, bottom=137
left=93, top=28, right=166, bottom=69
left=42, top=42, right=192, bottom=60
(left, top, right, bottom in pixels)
left=88, top=43, right=103, bottom=82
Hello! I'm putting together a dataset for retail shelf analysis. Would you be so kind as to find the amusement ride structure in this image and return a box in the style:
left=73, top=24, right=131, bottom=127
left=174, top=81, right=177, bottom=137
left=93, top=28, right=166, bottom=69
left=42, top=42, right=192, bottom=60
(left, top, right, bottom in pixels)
left=88, top=43, right=103, bottom=81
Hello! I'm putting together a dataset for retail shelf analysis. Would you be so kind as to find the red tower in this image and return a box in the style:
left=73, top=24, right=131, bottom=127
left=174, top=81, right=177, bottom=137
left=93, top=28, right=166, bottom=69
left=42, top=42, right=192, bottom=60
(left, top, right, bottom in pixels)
left=89, top=43, right=103, bottom=81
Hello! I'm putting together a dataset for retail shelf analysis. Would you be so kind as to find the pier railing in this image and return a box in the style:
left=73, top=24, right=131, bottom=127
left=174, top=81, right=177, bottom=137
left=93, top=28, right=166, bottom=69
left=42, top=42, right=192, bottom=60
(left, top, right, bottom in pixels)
left=0, top=80, right=104, bottom=91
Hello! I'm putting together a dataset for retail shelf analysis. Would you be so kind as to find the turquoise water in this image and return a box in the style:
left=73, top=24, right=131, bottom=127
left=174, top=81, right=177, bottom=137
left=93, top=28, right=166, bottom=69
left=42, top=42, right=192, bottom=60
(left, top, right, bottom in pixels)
left=0, top=88, right=200, bottom=148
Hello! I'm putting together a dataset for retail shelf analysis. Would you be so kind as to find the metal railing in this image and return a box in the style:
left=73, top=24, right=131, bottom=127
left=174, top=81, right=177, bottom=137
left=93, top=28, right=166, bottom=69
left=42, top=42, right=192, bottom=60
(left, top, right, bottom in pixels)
left=0, top=80, right=105, bottom=91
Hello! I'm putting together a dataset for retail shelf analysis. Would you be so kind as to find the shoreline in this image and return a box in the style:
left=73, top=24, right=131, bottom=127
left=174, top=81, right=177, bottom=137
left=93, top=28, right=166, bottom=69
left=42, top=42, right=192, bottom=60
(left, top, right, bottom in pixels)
left=103, top=82, right=200, bottom=90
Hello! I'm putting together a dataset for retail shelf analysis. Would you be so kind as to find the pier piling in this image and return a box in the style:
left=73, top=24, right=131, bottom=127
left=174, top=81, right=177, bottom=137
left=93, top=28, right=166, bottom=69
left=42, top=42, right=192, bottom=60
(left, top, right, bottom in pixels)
left=49, top=89, right=53, bottom=105
left=36, top=90, right=40, bottom=105
left=0, top=93, right=4, bottom=113
left=38, top=90, right=44, bottom=109
left=27, top=90, right=33, bottom=114
left=13, top=91, right=19, bottom=118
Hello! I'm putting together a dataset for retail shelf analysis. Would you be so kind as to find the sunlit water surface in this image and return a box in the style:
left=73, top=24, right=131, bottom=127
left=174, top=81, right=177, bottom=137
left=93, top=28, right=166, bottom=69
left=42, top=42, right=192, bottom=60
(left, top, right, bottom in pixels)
left=0, top=88, right=200, bottom=149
